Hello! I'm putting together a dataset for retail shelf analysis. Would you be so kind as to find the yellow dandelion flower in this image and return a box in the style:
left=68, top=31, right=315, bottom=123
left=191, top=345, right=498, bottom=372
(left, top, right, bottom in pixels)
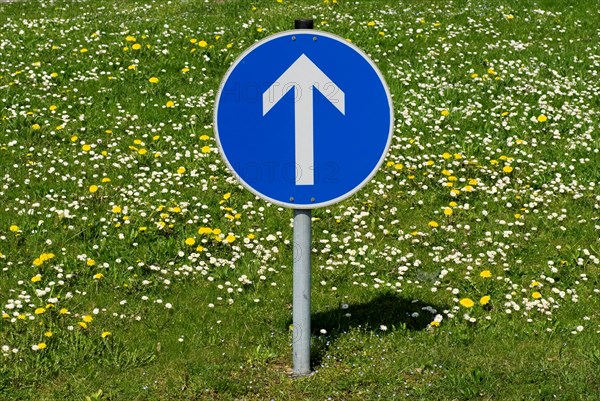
left=443, top=207, right=453, bottom=216
left=125, top=35, right=136, bottom=42
left=79, top=322, right=88, bottom=329
left=367, top=21, right=375, bottom=26
left=480, top=270, right=492, bottom=278
left=93, top=273, right=104, bottom=279
left=37, top=342, right=47, bottom=350
left=199, top=40, right=208, bottom=47
left=199, top=134, right=210, bottom=140
left=82, top=315, right=93, bottom=323
left=101, top=331, right=111, bottom=338
left=166, top=100, right=175, bottom=108
left=459, top=298, right=474, bottom=308
left=132, top=43, right=142, bottom=50
left=185, top=237, right=196, bottom=246
left=430, top=321, right=440, bottom=327
left=112, top=206, right=122, bottom=213
left=532, top=292, right=542, bottom=299
left=86, top=259, right=95, bottom=267
left=82, top=144, right=91, bottom=152
left=9, top=225, right=19, bottom=232
left=31, top=124, right=41, bottom=130
left=44, top=331, right=53, bottom=337
left=31, top=274, right=42, bottom=282
left=148, top=77, right=159, bottom=83
left=34, top=307, right=46, bottom=315
left=428, top=221, right=439, bottom=228
left=201, top=145, right=211, bottom=153
left=177, top=167, right=186, bottom=174
left=480, top=296, right=491, bottom=305
left=198, top=227, right=213, bottom=235
left=537, top=114, right=547, bottom=123
left=502, top=165, right=513, bottom=173
left=89, top=185, right=98, bottom=193
left=225, top=234, right=236, bottom=243
left=138, top=148, right=147, bottom=155
left=440, top=109, right=450, bottom=117
left=59, top=308, right=70, bottom=315
left=80, top=48, right=88, bottom=53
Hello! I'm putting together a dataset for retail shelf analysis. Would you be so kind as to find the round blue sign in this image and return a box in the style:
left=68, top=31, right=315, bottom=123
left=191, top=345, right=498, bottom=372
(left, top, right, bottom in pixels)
left=214, top=30, right=393, bottom=209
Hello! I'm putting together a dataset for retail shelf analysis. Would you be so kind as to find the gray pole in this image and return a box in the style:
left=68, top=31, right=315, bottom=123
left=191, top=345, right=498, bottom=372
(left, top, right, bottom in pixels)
left=292, top=209, right=311, bottom=376
left=292, top=18, right=314, bottom=377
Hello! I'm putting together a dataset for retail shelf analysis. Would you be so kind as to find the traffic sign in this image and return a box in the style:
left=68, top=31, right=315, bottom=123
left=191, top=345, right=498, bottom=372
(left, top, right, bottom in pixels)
left=214, top=30, right=393, bottom=209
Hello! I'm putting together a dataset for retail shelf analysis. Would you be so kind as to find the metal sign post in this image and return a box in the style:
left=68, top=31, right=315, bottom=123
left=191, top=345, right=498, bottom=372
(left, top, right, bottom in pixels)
left=291, top=18, right=314, bottom=378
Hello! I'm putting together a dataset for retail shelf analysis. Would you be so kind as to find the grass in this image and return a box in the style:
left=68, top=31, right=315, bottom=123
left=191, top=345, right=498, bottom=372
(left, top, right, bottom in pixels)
left=0, top=0, right=599, bottom=399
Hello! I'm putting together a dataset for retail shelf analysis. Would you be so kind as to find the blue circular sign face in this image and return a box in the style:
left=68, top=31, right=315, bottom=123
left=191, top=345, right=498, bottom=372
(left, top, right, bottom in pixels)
left=214, top=30, right=393, bottom=209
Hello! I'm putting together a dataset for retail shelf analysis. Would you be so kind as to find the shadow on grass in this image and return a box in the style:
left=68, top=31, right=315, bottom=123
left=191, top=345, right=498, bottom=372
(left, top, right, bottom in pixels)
left=306, top=293, right=448, bottom=368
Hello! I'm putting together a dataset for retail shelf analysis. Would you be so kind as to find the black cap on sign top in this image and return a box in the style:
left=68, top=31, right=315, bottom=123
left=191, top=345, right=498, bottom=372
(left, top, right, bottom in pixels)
left=294, top=19, right=314, bottom=29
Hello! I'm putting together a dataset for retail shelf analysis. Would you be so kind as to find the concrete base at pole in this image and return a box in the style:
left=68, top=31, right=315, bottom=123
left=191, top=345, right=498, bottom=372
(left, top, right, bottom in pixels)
left=292, top=209, right=312, bottom=376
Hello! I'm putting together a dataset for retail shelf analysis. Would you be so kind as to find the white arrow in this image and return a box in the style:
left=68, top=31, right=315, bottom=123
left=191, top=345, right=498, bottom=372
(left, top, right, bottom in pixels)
left=263, top=54, right=345, bottom=186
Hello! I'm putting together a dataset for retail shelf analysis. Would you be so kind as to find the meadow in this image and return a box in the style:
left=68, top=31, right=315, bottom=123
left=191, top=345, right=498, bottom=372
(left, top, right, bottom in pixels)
left=0, top=0, right=599, bottom=400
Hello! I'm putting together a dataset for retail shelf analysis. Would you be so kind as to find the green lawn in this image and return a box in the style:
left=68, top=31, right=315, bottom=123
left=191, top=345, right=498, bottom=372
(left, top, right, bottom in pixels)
left=0, top=0, right=599, bottom=400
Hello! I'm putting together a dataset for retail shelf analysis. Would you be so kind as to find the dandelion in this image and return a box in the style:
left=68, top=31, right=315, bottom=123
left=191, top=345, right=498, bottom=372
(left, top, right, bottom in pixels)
left=89, top=185, right=98, bottom=193
left=532, top=292, right=542, bottom=299
left=112, top=206, right=122, bottom=213
left=101, top=331, right=111, bottom=338
left=199, top=40, right=208, bottom=47
left=79, top=322, right=88, bottom=329
left=59, top=308, right=70, bottom=315
left=480, top=270, right=492, bottom=278
left=125, top=35, right=136, bottom=42
left=93, top=273, right=104, bottom=279
left=31, top=274, right=42, bottom=283
left=441, top=109, right=450, bottom=117
left=132, top=43, right=142, bottom=50
left=502, top=166, right=513, bottom=173
left=459, top=298, right=475, bottom=308
left=225, top=234, right=236, bottom=243
left=31, top=124, right=41, bottom=130
left=82, top=315, right=93, bottom=323
left=185, top=237, right=196, bottom=246
left=82, top=144, right=91, bottom=152
left=148, top=77, right=159, bottom=83
left=367, top=21, right=375, bottom=27
left=428, top=221, right=439, bottom=228
left=9, top=225, right=20, bottom=232
left=177, top=167, right=186, bottom=174
left=199, top=134, right=210, bottom=141
left=443, top=207, right=453, bottom=216
left=87, top=259, right=96, bottom=267
left=80, top=48, right=88, bottom=53
left=201, top=145, right=210, bottom=153
left=37, top=342, right=47, bottom=350
left=537, top=114, right=548, bottom=123
left=166, top=100, right=175, bottom=108
left=34, top=308, right=46, bottom=315
left=480, top=296, right=491, bottom=305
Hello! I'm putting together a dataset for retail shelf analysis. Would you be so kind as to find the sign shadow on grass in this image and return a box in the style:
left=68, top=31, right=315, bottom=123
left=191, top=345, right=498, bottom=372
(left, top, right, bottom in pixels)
left=305, top=293, right=448, bottom=369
